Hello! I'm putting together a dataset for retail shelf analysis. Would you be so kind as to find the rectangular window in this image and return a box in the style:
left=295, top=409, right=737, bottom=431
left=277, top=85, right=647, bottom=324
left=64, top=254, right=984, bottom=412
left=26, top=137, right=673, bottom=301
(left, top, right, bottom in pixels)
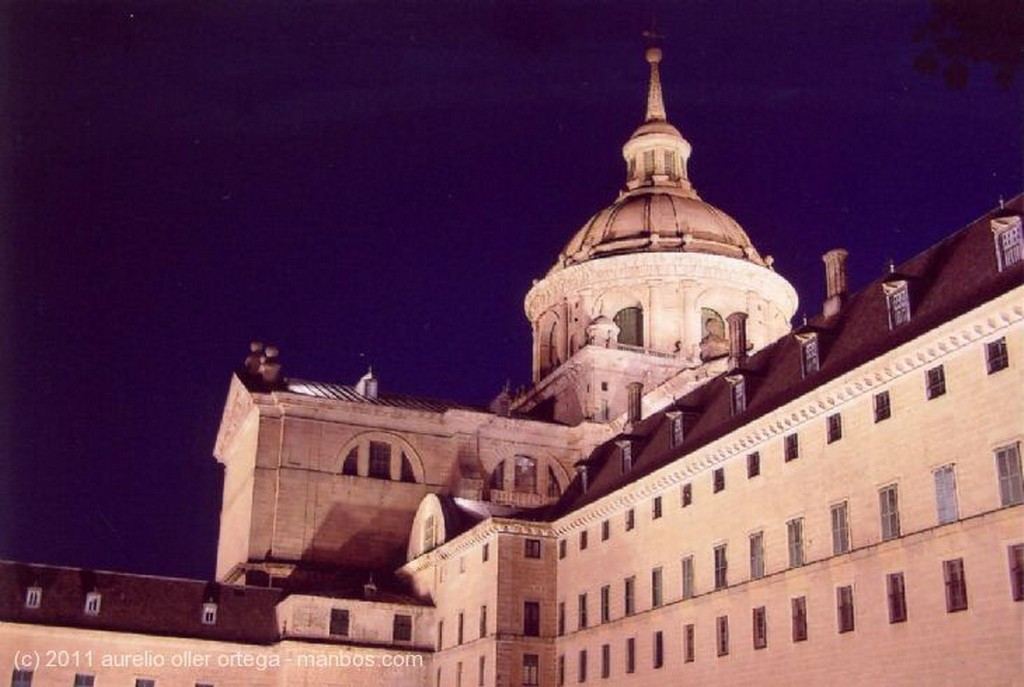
left=601, top=520, right=610, bottom=541
left=934, top=465, right=959, bottom=524
left=600, top=644, right=610, bottom=679
left=997, top=443, right=1024, bottom=506
left=559, top=539, right=567, bottom=559
left=925, top=365, right=946, bottom=399
left=995, top=219, right=1023, bottom=270
left=482, top=542, right=489, bottom=562
left=135, top=681, right=154, bottom=687
left=653, top=630, right=664, bottom=669
left=525, top=538, right=542, bottom=559
left=713, top=467, right=725, bottom=493
left=944, top=558, right=968, bottom=612
left=458, top=611, right=465, bottom=644
left=620, top=442, right=633, bottom=474
left=887, top=283, right=911, bottom=328
left=626, top=637, right=636, bottom=673
left=681, top=556, right=694, bottom=599
left=11, top=670, right=33, bottom=687
left=716, top=615, right=729, bottom=656
left=749, top=531, right=764, bottom=579
left=329, top=608, right=350, bottom=636
left=456, top=662, right=463, bottom=687
left=791, top=596, right=807, bottom=642
left=201, top=602, right=217, bottom=625
left=558, top=601, right=565, bottom=636
left=887, top=572, right=907, bottom=623
left=664, top=149, right=678, bottom=179
left=369, top=441, right=391, bottom=479
left=986, top=337, right=1010, bottom=373
left=787, top=518, right=805, bottom=568
left=625, top=508, right=636, bottom=531
left=523, top=654, right=539, bottom=687
left=681, top=483, right=693, bottom=507
left=873, top=390, right=891, bottom=422
left=578, top=649, right=588, bottom=683
left=837, top=586, right=855, bottom=633
left=714, top=545, right=728, bottom=590
left=600, top=585, right=610, bottom=623
left=438, top=621, right=444, bottom=650
left=624, top=576, right=636, bottom=615
left=1009, top=544, right=1024, bottom=602
left=479, top=655, right=485, bottom=687
left=480, top=605, right=487, bottom=638
left=558, top=655, right=565, bottom=687
left=670, top=413, right=684, bottom=448
left=652, top=567, right=663, bottom=607
left=752, top=606, right=768, bottom=650
left=74, top=676, right=95, bottom=687
left=393, top=614, right=413, bottom=641
left=784, top=433, right=799, bottom=462
left=524, top=601, right=540, bottom=636
left=84, top=592, right=101, bottom=615
left=879, top=485, right=901, bottom=541
left=747, top=451, right=760, bottom=478
left=578, top=593, right=588, bottom=629
left=684, top=623, right=695, bottom=662
left=24, top=587, right=41, bottom=609
left=827, top=413, right=842, bottom=443
left=831, top=501, right=851, bottom=555
left=730, top=378, right=747, bottom=415
left=652, top=496, right=663, bottom=519
left=801, top=336, right=820, bottom=377
left=580, top=530, right=588, bottom=551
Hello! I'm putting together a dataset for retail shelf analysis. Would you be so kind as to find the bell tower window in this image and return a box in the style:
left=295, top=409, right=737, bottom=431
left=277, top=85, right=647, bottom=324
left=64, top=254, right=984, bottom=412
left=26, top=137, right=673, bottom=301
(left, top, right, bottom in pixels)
left=614, top=307, right=643, bottom=347
left=643, top=150, right=655, bottom=178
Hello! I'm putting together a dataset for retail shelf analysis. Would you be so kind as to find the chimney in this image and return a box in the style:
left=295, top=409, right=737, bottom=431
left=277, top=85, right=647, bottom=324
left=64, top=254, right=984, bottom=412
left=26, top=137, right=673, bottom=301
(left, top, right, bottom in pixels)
left=258, top=345, right=283, bottom=385
left=626, top=382, right=643, bottom=424
left=726, top=312, right=748, bottom=368
left=355, top=368, right=378, bottom=399
left=822, top=248, right=849, bottom=318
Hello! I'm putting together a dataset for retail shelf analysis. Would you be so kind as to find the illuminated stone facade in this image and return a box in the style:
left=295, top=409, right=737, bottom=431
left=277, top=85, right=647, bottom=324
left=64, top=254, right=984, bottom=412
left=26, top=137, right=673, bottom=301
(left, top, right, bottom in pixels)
left=2, top=48, right=1022, bottom=687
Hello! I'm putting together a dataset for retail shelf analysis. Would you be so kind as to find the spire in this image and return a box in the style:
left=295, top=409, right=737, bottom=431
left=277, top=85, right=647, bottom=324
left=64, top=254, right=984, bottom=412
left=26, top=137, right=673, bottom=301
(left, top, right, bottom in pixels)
left=645, top=47, right=667, bottom=122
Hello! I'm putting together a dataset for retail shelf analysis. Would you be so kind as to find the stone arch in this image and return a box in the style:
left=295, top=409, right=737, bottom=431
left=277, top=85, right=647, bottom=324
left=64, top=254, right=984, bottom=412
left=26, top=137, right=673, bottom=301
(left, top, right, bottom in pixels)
left=335, top=431, right=426, bottom=484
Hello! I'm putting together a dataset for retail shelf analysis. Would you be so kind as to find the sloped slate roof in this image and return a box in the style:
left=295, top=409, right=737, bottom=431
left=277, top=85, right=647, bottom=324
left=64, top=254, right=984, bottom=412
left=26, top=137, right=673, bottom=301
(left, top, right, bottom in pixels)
left=0, top=561, right=282, bottom=644
left=552, top=195, right=1024, bottom=515
left=283, top=379, right=486, bottom=413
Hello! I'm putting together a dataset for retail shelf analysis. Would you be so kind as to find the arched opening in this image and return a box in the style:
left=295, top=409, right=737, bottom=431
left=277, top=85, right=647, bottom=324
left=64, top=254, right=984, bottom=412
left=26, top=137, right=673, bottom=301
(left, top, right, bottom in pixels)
left=400, top=453, right=416, bottom=483
left=342, top=448, right=358, bottom=476
left=614, top=307, right=644, bottom=347
left=489, top=461, right=506, bottom=490
left=547, top=466, right=562, bottom=498
left=514, top=455, right=537, bottom=493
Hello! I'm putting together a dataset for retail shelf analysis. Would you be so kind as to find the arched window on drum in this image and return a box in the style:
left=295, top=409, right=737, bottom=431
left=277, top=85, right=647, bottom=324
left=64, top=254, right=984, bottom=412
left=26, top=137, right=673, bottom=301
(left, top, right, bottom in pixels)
left=614, top=307, right=644, bottom=347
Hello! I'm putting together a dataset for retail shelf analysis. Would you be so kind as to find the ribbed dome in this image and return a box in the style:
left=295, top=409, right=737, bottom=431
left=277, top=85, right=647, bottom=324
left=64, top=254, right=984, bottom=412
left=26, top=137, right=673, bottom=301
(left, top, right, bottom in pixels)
left=555, top=187, right=765, bottom=272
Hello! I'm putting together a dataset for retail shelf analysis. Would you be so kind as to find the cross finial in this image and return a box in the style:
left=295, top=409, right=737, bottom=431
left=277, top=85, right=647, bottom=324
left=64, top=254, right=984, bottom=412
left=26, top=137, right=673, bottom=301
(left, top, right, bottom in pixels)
left=642, top=18, right=667, bottom=122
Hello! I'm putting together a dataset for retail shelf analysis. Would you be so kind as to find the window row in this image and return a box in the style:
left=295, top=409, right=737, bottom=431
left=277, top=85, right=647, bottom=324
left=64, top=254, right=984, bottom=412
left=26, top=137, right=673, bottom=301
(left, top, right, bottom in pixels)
left=555, top=551, right=1023, bottom=684
left=437, top=605, right=489, bottom=649
left=20, top=590, right=219, bottom=626
left=437, top=654, right=494, bottom=687
left=9, top=676, right=208, bottom=687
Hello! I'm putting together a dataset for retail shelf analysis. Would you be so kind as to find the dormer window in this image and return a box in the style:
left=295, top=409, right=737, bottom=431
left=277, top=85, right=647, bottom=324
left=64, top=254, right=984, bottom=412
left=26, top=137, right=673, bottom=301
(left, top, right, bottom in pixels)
left=799, top=335, right=820, bottom=377
left=992, top=215, right=1022, bottom=271
left=667, top=411, right=684, bottom=448
left=618, top=440, right=633, bottom=474
left=84, top=592, right=101, bottom=616
left=728, top=376, right=746, bottom=416
left=201, top=602, right=218, bottom=625
left=884, top=282, right=911, bottom=329
left=25, top=586, right=41, bottom=609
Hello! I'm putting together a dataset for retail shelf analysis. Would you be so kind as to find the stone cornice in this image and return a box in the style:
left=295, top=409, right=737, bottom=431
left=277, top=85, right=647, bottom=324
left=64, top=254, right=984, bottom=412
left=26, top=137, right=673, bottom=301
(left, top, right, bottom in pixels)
left=525, top=252, right=797, bottom=321
left=550, top=288, right=1024, bottom=534
left=401, top=517, right=556, bottom=572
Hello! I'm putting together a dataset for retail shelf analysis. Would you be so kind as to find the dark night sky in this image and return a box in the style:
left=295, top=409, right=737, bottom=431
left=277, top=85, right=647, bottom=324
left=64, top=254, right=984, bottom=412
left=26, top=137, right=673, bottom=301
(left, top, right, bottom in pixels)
left=1, top=2, right=1021, bottom=581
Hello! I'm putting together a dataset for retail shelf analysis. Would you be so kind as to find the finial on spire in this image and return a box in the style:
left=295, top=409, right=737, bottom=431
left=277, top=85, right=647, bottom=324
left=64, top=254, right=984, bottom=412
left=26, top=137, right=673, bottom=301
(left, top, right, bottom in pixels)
left=643, top=44, right=667, bottom=122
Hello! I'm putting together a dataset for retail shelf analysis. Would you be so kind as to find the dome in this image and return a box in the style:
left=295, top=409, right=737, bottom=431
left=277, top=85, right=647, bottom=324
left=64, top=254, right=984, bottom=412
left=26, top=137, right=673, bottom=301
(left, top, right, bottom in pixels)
left=546, top=46, right=769, bottom=275
left=555, top=187, right=765, bottom=272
